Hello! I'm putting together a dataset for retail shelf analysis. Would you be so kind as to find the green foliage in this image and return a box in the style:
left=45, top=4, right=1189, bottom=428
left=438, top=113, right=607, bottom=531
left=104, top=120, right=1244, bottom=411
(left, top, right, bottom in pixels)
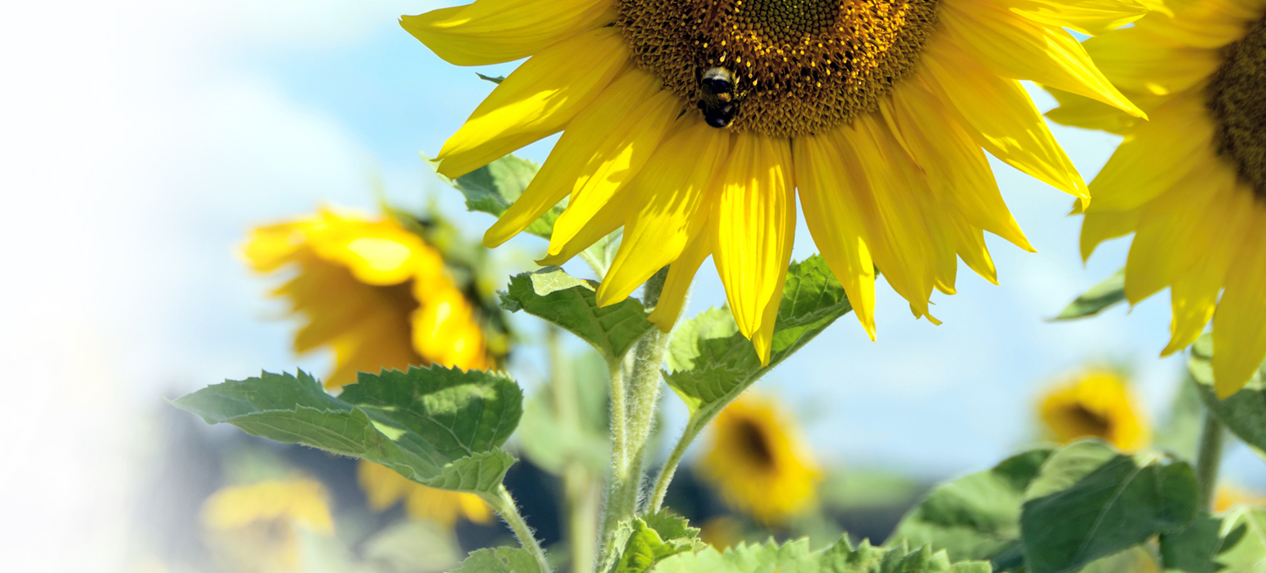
left=613, top=512, right=703, bottom=573
left=1155, top=375, right=1207, bottom=461
left=664, top=255, right=853, bottom=420
left=171, top=368, right=522, bottom=494
left=653, top=537, right=991, bottom=573
left=1020, top=440, right=1198, bottom=573
left=1162, top=508, right=1266, bottom=572
left=454, top=547, right=543, bottom=573
left=1053, top=269, right=1125, bottom=320
left=519, top=350, right=611, bottom=475
left=888, top=449, right=1052, bottom=569
left=437, top=154, right=559, bottom=240
left=501, top=267, right=654, bottom=362
left=477, top=73, right=505, bottom=84
left=1188, top=332, right=1266, bottom=453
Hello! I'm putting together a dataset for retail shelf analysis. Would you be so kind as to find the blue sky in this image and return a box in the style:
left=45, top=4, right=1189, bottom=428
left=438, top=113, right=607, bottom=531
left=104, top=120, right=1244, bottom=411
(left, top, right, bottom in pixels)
left=2, top=2, right=1259, bottom=569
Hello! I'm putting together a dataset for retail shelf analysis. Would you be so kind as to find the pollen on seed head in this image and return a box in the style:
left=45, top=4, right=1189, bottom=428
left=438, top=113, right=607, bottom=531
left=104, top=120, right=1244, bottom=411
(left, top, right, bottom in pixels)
left=616, top=0, right=940, bottom=137
left=1207, top=14, right=1266, bottom=201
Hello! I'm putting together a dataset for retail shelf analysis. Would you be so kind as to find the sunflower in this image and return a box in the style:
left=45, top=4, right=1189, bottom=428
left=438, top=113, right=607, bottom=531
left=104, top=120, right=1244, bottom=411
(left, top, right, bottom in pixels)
left=201, top=478, right=334, bottom=572
left=404, top=0, right=1147, bottom=361
left=357, top=460, right=493, bottom=527
left=243, top=207, right=495, bottom=388
left=1047, top=0, right=1266, bottom=398
left=1214, top=483, right=1266, bottom=512
left=698, top=393, right=821, bottom=524
left=1037, top=369, right=1150, bottom=450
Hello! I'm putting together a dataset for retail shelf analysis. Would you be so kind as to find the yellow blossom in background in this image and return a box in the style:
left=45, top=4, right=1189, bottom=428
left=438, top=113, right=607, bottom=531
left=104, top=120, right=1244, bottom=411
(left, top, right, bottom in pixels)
left=403, top=0, right=1148, bottom=361
left=699, top=393, right=821, bottom=525
left=1038, top=370, right=1150, bottom=451
left=243, top=207, right=493, bottom=389
left=699, top=516, right=744, bottom=550
left=201, top=478, right=334, bottom=572
left=357, top=460, right=493, bottom=527
left=1048, top=0, right=1266, bottom=398
left=1214, top=484, right=1266, bottom=513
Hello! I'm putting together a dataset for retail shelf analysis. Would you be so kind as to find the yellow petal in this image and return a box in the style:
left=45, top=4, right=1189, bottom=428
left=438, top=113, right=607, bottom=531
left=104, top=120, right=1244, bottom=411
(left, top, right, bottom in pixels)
left=1080, top=208, right=1140, bottom=261
left=712, top=135, right=796, bottom=364
left=1089, top=92, right=1215, bottom=212
left=1211, top=219, right=1266, bottom=398
left=987, top=0, right=1156, bottom=35
left=942, top=0, right=1144, bottom=118
left=793, top=133, right=877, bottom=339
left=547, top=85, right=684, bottom=254
left=887, top=77, right=1034, bottom=253
left=1083, top=26, right=1221, bottom=97
left=482, top=69, right=667, bottom=247
left=648, top=223, right=714, bottom=332
left=535, top=192, right=630, bottom=266
left=1043, top=86, right=1147, bottom=135
left=1142, top=0, right=1260, bottom=49
left=400, top=0, right=614, bottom=66
left=919, top=38, right=1090, bottom=203
left=435, top=28, right=629, bottom=178
left=1122, top=160, right=1232, bottom=304
left=596, top=122, right=731, bottom=306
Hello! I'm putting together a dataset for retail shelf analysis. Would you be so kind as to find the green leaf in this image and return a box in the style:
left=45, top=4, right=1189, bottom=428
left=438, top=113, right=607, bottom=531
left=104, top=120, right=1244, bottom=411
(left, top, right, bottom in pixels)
left=454, top=547, right=543, bottom=573
left=888, top=449, right=1053, bottom=570
left=1188, top=332, right=1266, bottom=453
left=1053, top=269, right=1125, bottom=320
left=501, top=267, right=654, bottom=362
left=664, top=255, right=853, bottom=418
left=652, top=537, right=991, bottom=573
left=171, top=367, right=522, bottom=493
left=614, top=513, right=703, bottom=573
left=1020, top=439, right=1198, bottom=573
left=1154, top=374, right=1206, bottom=461
left=477, top=72, right=505, bottom=84
left=437, top=154, right=560, bottom=240
left=1161, top=508, right=1266, bottom=573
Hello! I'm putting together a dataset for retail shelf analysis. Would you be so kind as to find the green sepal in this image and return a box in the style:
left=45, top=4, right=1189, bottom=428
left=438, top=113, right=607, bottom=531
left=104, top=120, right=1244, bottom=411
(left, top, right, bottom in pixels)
left=501, top=267, right=654, bottom=362
left=171, top=367, right=522, bottom=494
left=1053, top=269, right=1125, bottom=320
left=887, top=448, right=1052, bottom=570
left=1020, top=439, right=1198, bottom=573
left=1188, top=332, right=1266, bottom=453
left=652, top=537, right=991, bottom=573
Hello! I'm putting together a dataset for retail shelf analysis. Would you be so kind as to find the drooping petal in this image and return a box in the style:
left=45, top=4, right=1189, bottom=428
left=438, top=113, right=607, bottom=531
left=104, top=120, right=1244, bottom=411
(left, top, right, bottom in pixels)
left=1211, top=220, right=1266, bottom=398
left=887, top=77, right=1034, bottom=253
left=482, top=69, right=667, bottom=247
left=793, top=133, right=877, bottom=339
left=597, top=122, right=731, bottom=306
left=942, top=0, right=1144, bottom=117
left=989, top=0, right=1157, bottom=35
left=648, top=223, right=714, bottom=331
left=435, top=28, right=629, bottom=178
left=1142, top=0, right=1262, bottom=49
left=400, top=0, right=615, bottom=66
left=535, top=191, right=631, bottom=266
left=1089, top=92, right=1215, bottom=211
left=919, top=38, right=1090, bottom=203
left=1082, top=26, right=1222, bottom=97
left=712, top=135, right=796, bottom=364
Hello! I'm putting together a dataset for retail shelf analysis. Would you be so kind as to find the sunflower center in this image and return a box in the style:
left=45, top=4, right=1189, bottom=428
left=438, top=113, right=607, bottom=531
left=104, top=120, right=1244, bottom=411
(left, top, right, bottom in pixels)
left=1065, top=404, right=1112, bottom=439
left=616, top=0, right=940, bottom=137
left=734, top=419, right=775, bottom=467
left=1207, top=14, right=1266, bottom=200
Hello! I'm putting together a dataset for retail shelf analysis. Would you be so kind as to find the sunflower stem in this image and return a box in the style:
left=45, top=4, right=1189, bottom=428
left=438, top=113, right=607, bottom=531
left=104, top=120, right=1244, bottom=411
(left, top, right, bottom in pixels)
left=481, top=484, right=551, bottom=573
left=596, top=269, right=669, bottom=570
left=648, top=419, right=703, bottom=514
left=1195, top=408, right=1225, bottom=511
left=547, top=326, right=598, bottom=573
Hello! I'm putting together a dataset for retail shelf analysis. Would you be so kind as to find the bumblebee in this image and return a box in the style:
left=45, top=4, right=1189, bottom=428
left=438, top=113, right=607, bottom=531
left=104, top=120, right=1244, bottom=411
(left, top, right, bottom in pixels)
left=698, top=67, right=739, bottom=128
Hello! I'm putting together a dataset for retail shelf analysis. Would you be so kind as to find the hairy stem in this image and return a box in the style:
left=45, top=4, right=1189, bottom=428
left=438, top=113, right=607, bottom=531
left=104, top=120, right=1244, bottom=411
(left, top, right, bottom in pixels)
left=648, top=420, right=702, bottom=514
left=481, top=484, right=551, bottom=573
left=1195, top=409, right=1225, bottom=511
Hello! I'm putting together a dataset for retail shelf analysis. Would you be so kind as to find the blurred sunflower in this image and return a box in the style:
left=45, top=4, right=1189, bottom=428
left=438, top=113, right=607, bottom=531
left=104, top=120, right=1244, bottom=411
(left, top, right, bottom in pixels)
left=1038, top=369, right=1150, bottom=450
left=1048, top=0, right=1266, bottom=398
left=699, top=393, right=821, bottom=525
left=201, top=478, right=334, bottom=572
left=244, top=207, right=503, bottom=531
left=243, top=207, right=500, bottom=388
left=357, top=460, right=493, bottom=527
left=1214, top=484, right=1266, bottom=512
left=404, top=0, right=1148, bottom=361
